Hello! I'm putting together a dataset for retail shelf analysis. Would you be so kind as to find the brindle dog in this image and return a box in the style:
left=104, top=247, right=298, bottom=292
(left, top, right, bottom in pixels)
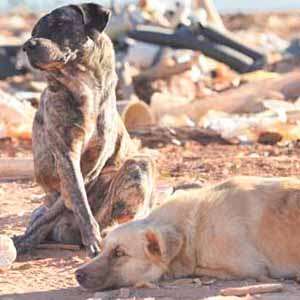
left=17, top=3, right=155, bottom=256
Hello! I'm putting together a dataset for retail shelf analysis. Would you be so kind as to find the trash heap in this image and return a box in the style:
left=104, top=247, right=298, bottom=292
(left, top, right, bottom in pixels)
left=1, top=1, right=300, bottom=146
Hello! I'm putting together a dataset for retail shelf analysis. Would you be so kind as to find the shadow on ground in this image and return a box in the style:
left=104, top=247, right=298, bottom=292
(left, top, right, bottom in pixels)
left=1, top=287, right=92, bottom=300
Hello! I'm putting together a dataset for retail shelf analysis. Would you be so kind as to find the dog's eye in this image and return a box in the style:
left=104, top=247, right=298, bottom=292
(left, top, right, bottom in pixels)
left=112, top=247, right=126, bottom=258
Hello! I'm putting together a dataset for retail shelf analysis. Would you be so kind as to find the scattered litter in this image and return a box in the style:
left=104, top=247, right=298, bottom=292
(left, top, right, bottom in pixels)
left=220, top=283, right=284, bottom=297
left=200, top=105, right=300, bottom=145
left=0, top=235, right=17, bottom=272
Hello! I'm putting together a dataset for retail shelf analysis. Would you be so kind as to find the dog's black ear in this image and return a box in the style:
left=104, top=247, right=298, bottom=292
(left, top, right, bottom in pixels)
left=144, top=227, right=183, bottom=265
left=72, top=3, right=111, bottom=39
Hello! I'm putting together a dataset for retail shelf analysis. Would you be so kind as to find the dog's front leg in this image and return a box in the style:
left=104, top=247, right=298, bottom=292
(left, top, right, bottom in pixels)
left=56, top=151, right=101, bottom=256
left=47, top=121, right=101, bottom=256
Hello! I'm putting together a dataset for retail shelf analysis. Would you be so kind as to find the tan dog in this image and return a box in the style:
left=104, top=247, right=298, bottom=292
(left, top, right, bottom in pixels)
left=76, top=176, right=300, bottom=290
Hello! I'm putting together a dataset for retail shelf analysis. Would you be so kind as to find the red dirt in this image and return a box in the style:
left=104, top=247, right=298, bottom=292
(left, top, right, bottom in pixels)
left=1, top=139, right=300, bottom=299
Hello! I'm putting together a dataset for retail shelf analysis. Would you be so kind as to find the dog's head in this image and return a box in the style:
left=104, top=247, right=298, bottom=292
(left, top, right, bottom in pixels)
left=23, top=3, right=111, bottom=71
left=75, top=221, right=183, bottom=290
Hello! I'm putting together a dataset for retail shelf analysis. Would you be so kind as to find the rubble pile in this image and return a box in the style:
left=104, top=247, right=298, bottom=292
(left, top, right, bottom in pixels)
left=1, top=1, right=300, bottom=146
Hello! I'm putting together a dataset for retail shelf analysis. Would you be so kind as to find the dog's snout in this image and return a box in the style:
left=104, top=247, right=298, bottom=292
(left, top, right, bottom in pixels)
left=23, top=39, right=38, bottom=52
left=76, top=269, right=87, bottom=285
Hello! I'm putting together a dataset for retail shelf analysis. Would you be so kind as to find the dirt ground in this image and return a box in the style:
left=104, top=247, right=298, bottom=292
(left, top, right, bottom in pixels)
left=1, top=8, right=300, bottom=300
left=1, top=138, right=300, bottom=300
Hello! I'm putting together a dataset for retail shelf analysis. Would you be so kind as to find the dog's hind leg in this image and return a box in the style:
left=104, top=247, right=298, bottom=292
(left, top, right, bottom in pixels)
left=13, top=196, right=65, bottom=253
left=48, top=156, right=155, bottom=244
left=95, top=156, right=156, bottom=227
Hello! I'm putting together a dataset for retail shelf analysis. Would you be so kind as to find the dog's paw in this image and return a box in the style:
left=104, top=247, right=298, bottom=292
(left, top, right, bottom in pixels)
left=87, top=243, right=101, bottom=258
left=82, top=221, right=102, bottom=258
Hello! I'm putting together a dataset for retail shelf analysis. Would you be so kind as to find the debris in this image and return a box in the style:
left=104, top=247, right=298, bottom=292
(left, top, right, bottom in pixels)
left=151, top=92, right=192, bottom=123
left=128, top=21, right=266, bottom=73
left=199, top=0, right=226, bottom=32
left=202, top=278, right=217, bottom=285
left=35, top=243, right=81, bottom=251
left=200, top=96, right=300, bottom=145
left=175, top=71, right=300, bottom=121
left=0, top=235, right=17, bottom=272
left=160, top=278, right=197, bottom=287
left=119, top=288, right=131, bottom=298
left=200, top=110, right=280, bottom=143
left=241, top=70, right=280, bottom=82
left=12, top=263, right=31, bottom=271
left=220, top=283, right=284, bottom=297
left=126, top=40, right=160, bottom=70
left=0, top=89, right=35, bottom=139
left=92, top=291, right=112, bottom=300
left=106, top=8, right=134, bottom=41
left=0, top=45, right=26, bottom=79
left=129, top=126, right=228, bottom=147
left=121, top=99, right=155, bottom=130
left=204, top=296, right=254, bottom=300
left=159, top=114, right=195, bottom=127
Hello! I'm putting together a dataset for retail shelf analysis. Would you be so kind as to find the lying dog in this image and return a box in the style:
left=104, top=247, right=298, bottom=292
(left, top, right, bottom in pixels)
left=76, top=176, right=300, bottom=290
left=21, top=3, right=155, bottom=256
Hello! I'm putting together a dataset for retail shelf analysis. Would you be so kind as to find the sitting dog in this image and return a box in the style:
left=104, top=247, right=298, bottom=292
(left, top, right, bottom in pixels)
left=21, top=3, right=155, bottom=256
left=76, top=176, right=300, bottom=290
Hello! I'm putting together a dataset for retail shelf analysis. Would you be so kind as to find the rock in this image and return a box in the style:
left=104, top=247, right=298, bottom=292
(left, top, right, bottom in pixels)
left=119, top=288, right=131, bottom=298
left=258, top=131, right=283, bottom=145
left=0, top=235, right=17, bottom=271
left=92, top=291, right=114, bottom=300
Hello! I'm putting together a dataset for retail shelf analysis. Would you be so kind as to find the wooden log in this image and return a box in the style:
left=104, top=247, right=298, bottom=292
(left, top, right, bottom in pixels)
left=36, top=243, right=81, bottom=251
left=129, top=126, right=228, bottom=147
left=0, top=158, right=34, bottom=181
left=121, top=100, right=155, bottom=130
left=135, top=58, right=195, bottom=81
left=220, top=283, right=284, bottom=297
left=169, top=71, right=300, bottom=121
left=197, top=0, right=226, bottom=31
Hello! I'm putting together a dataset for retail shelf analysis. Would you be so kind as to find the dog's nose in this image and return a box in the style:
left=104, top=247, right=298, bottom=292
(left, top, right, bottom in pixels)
left=23, top=39, right=38, bottom=52
left=76, top=269, right=87, bottom=285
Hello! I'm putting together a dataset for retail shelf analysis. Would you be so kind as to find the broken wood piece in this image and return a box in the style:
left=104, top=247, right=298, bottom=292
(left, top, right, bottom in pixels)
left=36, top=243, right=81, bottom=251
left=121, top=100, right=155, bottom=130
left=175, top=71, right=300, bottom=121
left=220, top=283, right=284, bottom=297
left=129, top=126, right=228, bottom=147
left=0, top=158, right=34, bottom=181
left=197, top=0, right=226, bottom=31
left=204, top=297, right=251, bottom=300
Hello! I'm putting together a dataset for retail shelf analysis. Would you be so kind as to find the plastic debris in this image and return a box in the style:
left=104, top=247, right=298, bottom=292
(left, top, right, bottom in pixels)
left=200, top=102, right=300, bottom=144
left=0, top=235, right=17, bottom=271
